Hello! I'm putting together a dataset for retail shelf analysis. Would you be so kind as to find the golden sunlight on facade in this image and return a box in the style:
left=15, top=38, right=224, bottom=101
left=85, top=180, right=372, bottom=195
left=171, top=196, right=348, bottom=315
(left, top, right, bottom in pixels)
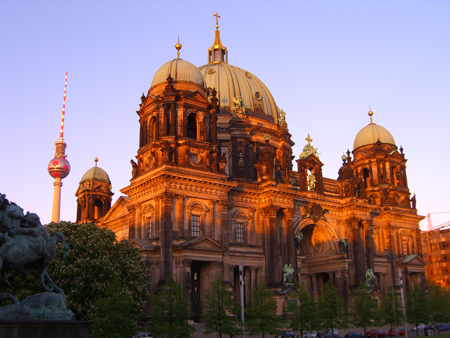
left=75, top=17, right=425, bottom=317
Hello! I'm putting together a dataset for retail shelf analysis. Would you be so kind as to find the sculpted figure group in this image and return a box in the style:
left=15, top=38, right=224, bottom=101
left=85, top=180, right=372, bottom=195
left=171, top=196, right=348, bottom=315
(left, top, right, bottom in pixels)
left=0, top=193, right=69, bottom=304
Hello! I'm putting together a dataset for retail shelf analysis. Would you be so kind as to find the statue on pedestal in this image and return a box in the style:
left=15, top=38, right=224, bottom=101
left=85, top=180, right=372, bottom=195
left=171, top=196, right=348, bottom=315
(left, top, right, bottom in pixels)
left=0, top=193, right=74, bottom=320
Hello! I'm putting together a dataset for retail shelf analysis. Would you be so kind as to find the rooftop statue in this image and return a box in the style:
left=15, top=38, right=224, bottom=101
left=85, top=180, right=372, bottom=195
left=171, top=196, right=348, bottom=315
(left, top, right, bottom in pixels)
left=0, top=193, right=73, bottom=320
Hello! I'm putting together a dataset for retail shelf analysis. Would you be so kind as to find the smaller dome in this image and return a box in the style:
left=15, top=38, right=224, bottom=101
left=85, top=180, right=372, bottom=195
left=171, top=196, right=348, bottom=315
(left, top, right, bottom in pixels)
left=48, top=157, right=70, bottom=179
left=150, top=59, right=205, bottom=89
left=353, top=123, right=396, bottom=150
left=80, top=166, right=110, bottom=184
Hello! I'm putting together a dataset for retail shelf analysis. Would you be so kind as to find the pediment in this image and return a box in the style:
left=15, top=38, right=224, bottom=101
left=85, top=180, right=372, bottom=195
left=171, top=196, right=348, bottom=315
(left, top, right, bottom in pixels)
left=181, top=91, right=210, bottom=105
left=99, top=196, right=130, bottom=223
left=399, top=254, right=427, bottom=267
left=176, top=236, right=226, bottom=252
left=129, top=238, right=159, bottom=250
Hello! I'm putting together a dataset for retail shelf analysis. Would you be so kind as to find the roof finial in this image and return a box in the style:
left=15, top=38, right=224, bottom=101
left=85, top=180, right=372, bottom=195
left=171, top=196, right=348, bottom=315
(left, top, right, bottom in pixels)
left=94, top=157, right=98, bottom=167
left=214, top=12, right=220, bottom=30
left=368, top=105, right=374, bottom=124
left=175, top=35, right=182, bottom=59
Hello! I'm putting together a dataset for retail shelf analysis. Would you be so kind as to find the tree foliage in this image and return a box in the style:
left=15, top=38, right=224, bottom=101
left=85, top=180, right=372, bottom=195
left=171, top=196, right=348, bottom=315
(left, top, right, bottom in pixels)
left=90, top=278, right=139, bottom=338
left=318, top=281, right=349, bottom=334
left=406, top=284, right=431, bottom=335
left=151, top=275, right=195, bottom=338
left=202, top=274, right=240, bottom=338
left=0, top=221, right=149, bottom=335
left=428, top=283, right=450, bottom=325
left=288, top=282, right=319, bottom=338
left=379, top=286, right=404, bottom=330
left=350, top=282, right=380, bottom=336
left=245, top=281, right=280, bottom=338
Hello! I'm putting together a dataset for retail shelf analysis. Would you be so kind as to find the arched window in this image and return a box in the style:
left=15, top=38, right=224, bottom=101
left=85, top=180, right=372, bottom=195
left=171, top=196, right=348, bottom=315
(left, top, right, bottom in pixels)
left=148, top=117, right=156, bottom=142
left=362, top=168, right=370, bottom=187
left=94, top=199, right=104, bottom=219
left=187, top=114, right=198, bottom=140
left=232, top=210, right=251, bottom=244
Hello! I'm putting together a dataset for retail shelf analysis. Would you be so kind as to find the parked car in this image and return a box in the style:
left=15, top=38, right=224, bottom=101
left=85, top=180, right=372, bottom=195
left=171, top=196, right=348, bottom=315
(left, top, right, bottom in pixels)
left=276, top=331, right=296, bottom=338
left=323, top=333, right=341, bottom=338
left=366, top=329, right=387, bottom=338
left=411, top=324, right=426, bottom=331
left=303, top=331, right=318, bottom=338
left=345, top=333, right=365, bottom=338
left=437, top=323, right=450, bottom=331
left=388, top=328, right=405, bottom=337
left=323, top=329, right=340, bottom=337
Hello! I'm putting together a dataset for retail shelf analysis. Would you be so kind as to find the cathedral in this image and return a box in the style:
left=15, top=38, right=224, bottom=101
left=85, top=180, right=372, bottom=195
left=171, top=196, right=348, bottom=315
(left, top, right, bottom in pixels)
left=75, top=17, right=425, bottom=317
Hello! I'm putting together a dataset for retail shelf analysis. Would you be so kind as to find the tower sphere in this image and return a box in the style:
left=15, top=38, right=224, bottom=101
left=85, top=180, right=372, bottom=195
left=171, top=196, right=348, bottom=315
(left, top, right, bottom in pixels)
left=48, top=157, right=71, bottom=179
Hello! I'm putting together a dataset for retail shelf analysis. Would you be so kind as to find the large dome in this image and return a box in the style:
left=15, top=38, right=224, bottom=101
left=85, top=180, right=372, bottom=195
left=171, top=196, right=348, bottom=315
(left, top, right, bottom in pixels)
left=80, top=165, right=110, bottom=184
left=150, top=58, right=205, bottom=89
left=353, top=122, right=396, bottom=150
left=198, top=63, right=279, bottom=123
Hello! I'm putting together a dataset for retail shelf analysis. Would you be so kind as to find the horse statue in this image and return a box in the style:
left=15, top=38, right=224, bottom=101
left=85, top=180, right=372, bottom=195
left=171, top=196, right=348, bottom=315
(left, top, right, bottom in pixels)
left=0, top=193, right=69, bottom=304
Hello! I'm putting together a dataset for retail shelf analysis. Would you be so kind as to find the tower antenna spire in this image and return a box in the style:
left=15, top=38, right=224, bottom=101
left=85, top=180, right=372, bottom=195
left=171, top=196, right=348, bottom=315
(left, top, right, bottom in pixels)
left=59, top=72, right=68, bottom=141
left=48, top=72, right=71, bottom=223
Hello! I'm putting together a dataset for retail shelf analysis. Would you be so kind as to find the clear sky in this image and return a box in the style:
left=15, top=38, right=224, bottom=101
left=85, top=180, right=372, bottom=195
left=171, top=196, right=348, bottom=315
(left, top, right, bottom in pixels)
left=1, top=0, right=449, bottom=229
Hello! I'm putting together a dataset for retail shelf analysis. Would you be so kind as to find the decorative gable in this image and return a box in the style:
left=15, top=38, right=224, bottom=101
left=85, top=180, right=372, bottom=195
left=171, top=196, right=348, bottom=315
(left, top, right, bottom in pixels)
left=175, top=236, right=226, bottom=253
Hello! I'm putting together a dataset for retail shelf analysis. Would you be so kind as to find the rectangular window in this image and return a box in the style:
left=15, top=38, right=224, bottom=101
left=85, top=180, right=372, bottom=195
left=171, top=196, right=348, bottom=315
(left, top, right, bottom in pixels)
left=191, top=215, right=200, bottom=237
left=236, top=222, right=244, bottom=243
left=148, top=217, right=152, bottom=239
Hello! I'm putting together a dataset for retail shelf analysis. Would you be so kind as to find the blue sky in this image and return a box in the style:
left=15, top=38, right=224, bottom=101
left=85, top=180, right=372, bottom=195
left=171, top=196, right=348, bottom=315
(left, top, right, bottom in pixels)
left=1, top=0, right=449, bottom=229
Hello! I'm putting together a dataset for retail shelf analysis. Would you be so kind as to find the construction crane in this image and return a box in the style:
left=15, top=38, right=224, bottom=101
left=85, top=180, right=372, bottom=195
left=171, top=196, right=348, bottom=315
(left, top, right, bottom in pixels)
left=427, top=212, right=450, bottom=231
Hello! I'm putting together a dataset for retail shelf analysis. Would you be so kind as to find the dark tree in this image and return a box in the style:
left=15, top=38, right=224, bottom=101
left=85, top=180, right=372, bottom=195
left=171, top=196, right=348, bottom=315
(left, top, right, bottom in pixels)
left=202, top=274, right=240, bottom=338
left=287, top=283, right=319, bottom=338
left=318, top=281, right=349, bottom=336
left=350, top=282, right=380, bottom=336
left=428, top=283, right=450, bottom=327
left=90, top=278, right=139, bottom=338
left=406, top=284, right=431, bottom=337
left=245, top=281, right=280, bottom=338
left=152, top=275, right=195, bottom=338
left=379, top=286, right=404, bottom=331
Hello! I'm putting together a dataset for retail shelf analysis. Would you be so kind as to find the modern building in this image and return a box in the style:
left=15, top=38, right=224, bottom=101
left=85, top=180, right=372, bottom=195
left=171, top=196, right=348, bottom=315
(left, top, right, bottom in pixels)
left=75, top=19, right=425, bottom=316
left=422, top=223, right=450, bottom=289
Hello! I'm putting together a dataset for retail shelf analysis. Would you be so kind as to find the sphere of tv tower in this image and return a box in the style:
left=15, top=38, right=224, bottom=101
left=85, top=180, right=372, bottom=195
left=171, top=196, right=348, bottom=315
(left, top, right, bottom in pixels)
left=48, top=157, right=71, bottom=179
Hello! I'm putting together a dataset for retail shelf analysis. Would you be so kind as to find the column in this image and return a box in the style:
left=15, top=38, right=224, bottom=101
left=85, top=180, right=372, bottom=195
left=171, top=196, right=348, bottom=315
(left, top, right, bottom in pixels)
left=284, top=209, right=296, bottom=281
left=135, top=204, right=141, bottom=239
left=127, top=205, right=136, bottom=238
left=218, top=201, right=230, bottom=248
left=266, top=207, right=280, bottom=285
left=157, top=192, right=174, bottom=279
left=170, top=104, right=176, bottom=136
left=175, top=195, right=185, bottom=238
left=311, top=274, right=318, bottom=302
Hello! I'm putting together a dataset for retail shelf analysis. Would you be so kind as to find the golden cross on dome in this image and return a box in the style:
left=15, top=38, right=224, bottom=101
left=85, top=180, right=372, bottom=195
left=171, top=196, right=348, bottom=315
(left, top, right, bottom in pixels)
left=305, top=134, right=313, bottom=146
left=214, top=12, right=221, bottom=29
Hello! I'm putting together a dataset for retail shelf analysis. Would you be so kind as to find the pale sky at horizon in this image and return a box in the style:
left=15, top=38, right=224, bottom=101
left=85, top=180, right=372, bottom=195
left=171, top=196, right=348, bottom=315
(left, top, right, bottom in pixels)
left=1, top=0, right=449, bottom=230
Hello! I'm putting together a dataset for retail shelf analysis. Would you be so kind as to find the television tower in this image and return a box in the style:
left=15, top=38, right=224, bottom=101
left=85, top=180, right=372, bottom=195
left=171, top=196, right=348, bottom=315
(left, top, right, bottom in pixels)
left=47, top=72, right=71, bottom=222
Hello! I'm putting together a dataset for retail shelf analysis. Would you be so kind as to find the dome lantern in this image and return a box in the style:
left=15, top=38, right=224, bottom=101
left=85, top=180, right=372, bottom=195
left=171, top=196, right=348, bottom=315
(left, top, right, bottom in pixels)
left=208, top=12, right=228, bottom=64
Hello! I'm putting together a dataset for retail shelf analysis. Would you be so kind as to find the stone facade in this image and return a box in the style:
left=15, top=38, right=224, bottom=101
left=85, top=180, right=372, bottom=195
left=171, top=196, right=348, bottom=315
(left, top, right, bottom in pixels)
left=82, top=26, right=425, bottom=317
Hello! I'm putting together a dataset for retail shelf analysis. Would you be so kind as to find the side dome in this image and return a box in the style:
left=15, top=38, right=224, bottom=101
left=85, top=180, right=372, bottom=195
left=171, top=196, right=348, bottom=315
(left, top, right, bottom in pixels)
left=198, top=62, right=279, bottom=123
left=80, top=166, right=110, bottom=184
left=353, top=123, right=396, bottom=150
left=150, top=59, right=205, bottom=89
